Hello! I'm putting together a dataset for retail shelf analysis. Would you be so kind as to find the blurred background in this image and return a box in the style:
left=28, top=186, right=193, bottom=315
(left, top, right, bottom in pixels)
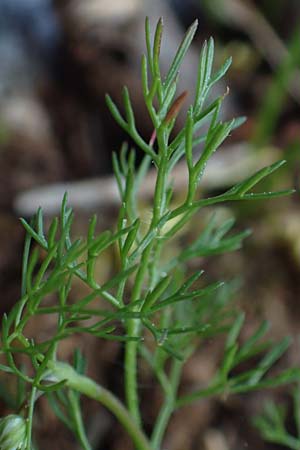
left=0, top=0, right=300, bottom=449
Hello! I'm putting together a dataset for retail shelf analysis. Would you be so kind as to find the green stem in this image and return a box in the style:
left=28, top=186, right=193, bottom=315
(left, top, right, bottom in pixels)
left=125, top=146, right=169, bottom=426
left=152, top=155, right=168, bottom=226
left=68, top=389, right=92, bottom=450
left=267, top=434, right=300, bottom=450
left=125, top=321, right=142, bottom=425
left=125, top=244, right=153, bottom=425
left=176, top=382, right=224, bottom=408
left=48, top=361, right=152, bottom=450
left=26, top=386, right=37, bottom=450
left=21, top=230, right=32, bottom=298
left=148, top=240, right=163, bottom=290
left=151, top=360, right=183, bottom=449
left=164, top=208, right=196, bottom=240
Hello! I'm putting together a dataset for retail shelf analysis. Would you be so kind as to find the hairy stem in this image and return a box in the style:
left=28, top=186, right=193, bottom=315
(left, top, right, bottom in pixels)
left=125, top=146, right=169, bottom=426
left=125, top=244, right=153, bottom=426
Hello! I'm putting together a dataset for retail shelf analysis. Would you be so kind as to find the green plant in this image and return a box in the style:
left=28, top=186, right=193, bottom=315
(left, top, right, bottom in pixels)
left=0, top=18, right=297, bottom=450
left=254, top=384, right=300, bottom=449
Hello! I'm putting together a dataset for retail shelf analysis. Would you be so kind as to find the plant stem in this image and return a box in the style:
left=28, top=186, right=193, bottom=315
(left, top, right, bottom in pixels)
left=176, top=382, right=225, bottom=408
left=151, top=359, right=183, bottom=449
left=125, top=320, right=142, bottom=425
left=26, top=386, right=37, bottom=450
left=48, top=361, right=152, bottom=450
left=125, top=148, right=168, bottom=426
left=125, top=244, right=153, bottom=425
left=152, top=156, right=168, bottom=225
left=68, top=389, right=92, bottom=450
